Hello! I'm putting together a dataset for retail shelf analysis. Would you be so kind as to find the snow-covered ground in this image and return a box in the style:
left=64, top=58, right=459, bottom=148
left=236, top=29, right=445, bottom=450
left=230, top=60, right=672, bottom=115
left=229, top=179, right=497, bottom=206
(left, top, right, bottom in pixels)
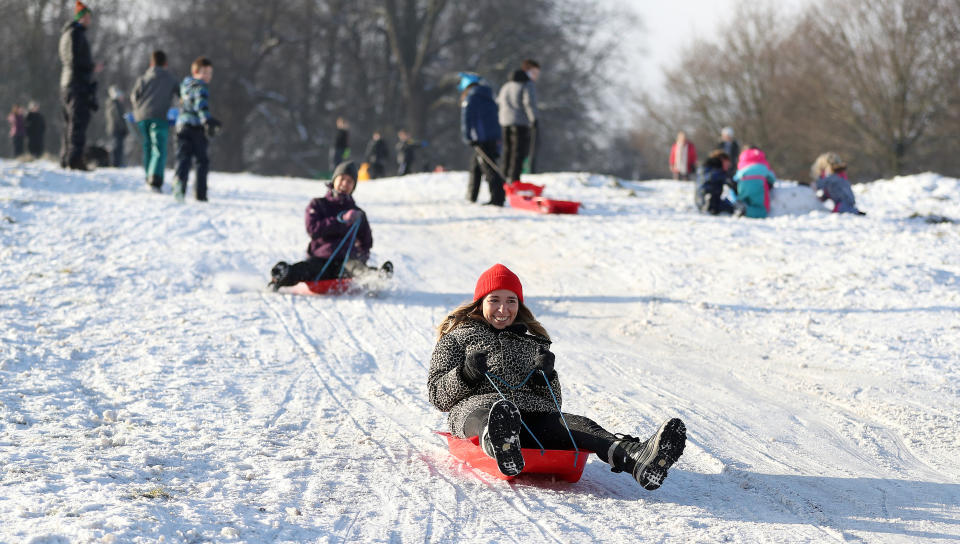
left=1, top=159, right=958, bottom=543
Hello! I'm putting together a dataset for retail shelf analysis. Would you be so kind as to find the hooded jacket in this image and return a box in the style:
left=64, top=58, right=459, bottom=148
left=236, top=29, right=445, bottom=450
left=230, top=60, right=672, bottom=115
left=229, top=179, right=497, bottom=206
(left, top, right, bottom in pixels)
left=496, top=70, right=538, bottom=128
left=305, top=189, right=372, bottom=262
left=428, top=319, right=561, bottom=437
left=58, top=21, right=95, bottom=92
left=131, top=66, right=179, bottom=122
left=461, top=83, right=500, bottom=144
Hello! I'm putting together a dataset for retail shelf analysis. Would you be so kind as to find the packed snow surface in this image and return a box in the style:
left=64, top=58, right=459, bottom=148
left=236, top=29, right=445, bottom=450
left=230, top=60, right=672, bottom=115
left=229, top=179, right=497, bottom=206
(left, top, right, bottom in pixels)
left=2, top=159, right=959, bottom=543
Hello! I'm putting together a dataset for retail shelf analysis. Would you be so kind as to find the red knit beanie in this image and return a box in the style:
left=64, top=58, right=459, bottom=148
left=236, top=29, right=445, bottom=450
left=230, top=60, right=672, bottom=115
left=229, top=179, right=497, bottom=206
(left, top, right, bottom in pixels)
left=474, top=264, right=523, bottom=303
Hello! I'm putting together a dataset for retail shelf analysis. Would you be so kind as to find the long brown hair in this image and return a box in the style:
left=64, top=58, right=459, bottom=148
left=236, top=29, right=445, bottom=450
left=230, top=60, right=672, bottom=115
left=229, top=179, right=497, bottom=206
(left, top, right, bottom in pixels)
left=437, top=298, right=550, bottom=341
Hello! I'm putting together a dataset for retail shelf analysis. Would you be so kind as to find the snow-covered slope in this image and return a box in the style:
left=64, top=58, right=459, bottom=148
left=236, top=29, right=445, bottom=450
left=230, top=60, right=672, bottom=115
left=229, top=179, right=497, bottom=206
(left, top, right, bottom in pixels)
left=2, top=160, right=958, bottom=543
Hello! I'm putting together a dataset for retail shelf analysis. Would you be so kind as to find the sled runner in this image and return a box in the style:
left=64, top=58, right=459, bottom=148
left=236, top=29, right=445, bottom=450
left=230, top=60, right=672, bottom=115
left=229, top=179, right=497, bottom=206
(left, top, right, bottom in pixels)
left=436, top=432, right=591, bottom=482
left=504, top=182, right=580, bottom=214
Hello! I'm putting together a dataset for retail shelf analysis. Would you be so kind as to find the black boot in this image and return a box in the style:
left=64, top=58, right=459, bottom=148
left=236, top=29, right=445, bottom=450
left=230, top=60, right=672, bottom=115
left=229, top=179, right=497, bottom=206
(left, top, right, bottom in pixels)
left=480, top=400, right=524, bottom=476
left=268, top=261, right=291, bottom=291
left=607, top=418, right=686, bottom=490
left=148, top=175, right=163, bottom=193
left=379, top=261, right=393, bottom=279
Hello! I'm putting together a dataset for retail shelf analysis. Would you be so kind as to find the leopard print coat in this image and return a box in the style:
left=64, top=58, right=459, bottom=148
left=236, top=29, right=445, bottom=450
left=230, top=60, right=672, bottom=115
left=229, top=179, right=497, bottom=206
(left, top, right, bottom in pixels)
left=428, top=319, right=562, bottom=437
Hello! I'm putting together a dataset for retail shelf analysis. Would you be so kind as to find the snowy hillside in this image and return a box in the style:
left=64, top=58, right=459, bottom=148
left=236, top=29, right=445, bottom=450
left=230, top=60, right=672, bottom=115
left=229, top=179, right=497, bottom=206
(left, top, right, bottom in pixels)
left=1, top=159, right=959, bottom=543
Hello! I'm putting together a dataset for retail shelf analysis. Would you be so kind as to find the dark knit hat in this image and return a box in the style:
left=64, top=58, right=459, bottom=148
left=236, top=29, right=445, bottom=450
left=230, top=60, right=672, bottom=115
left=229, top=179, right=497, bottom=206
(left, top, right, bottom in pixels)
left=330, top=161, right=359, bottom=193
left=474, top=264, right=523, bottom=303
left=75, top=1, right=92, bottom=20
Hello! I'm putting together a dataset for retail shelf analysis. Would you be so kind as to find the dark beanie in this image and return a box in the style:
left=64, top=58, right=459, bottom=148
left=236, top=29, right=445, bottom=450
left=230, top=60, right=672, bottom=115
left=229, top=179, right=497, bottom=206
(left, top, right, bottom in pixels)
left=332, top=161, right=359, bottom=189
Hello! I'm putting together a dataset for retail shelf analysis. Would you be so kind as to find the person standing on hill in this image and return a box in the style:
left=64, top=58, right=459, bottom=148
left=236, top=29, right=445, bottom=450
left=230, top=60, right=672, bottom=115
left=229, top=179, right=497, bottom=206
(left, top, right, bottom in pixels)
left=7, top=105, right=25, bottom=158
left=715, top=127, right=740, bottom=178
left=174, top=56, right=220, bottom=202
left=669, top=131, right=697, bottom=181
left=364, top=131, right=389, bottom=179
left=58, top=1, right=99, bottom=170
left=131, top=50, right=180, bottom=192
left=497, top=60, right=539, bottom=183
left=396, top=129, right=417, bottom=176
left=105, top=86, right=128, bottom=167
left=459, top=72, right=505, bottom=206
left=24, top=102, right=46, bottom=158
left=330, top=117, right=350, bottom=171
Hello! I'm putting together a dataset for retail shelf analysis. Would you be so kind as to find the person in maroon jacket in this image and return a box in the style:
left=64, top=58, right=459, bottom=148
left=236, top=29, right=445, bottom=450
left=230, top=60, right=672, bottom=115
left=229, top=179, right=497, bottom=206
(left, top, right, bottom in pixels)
left=269, top=161, right=390, bottom=290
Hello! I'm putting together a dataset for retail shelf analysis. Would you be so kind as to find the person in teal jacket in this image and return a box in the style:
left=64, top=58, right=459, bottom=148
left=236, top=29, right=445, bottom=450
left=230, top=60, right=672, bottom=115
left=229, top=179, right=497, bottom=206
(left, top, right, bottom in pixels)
left=732, top=147, right=776, bottom=218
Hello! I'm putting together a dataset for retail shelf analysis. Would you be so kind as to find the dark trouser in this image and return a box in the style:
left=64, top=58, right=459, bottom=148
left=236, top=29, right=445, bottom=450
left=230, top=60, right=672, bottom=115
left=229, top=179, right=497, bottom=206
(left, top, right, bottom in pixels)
left=175, top=125, right=209, bottom=200
left=273, top=257, right=372, bottom=286
left=330, top=146, right=346, bottom=171
left=12, top=135, right=24, bottom=157
left=528, top=122, right=538, bottom=174
left=502, top=125, right=531, bottom=183
left=60, top=88, right=91, bottom=168
left=369, top=161, right=385, bottom=179
left=468, top=141, right=505, bottom=205
left=111, top=134, right=125, bottom=167
left=463, top=408, right=619, bottom=463
left=696, top=187, right=735, bottom=214
left=27, top=135, right=43, bottom=158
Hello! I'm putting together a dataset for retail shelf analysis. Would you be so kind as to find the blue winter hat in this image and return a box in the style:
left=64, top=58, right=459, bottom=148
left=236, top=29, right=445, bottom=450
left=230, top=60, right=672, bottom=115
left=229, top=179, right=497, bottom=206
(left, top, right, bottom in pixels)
left=458, top=72, right=481, bottom=92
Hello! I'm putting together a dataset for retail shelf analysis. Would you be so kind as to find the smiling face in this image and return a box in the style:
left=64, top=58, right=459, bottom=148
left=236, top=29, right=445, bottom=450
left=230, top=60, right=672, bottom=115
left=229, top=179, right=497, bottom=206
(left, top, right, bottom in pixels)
left=482, top=289, right=519, bottom=329
left=333, top=174, right=355, bottom=194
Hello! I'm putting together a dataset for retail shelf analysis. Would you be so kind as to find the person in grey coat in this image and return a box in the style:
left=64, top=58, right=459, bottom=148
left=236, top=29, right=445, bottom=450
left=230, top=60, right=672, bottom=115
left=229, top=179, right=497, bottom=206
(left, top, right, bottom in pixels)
left=105, top=86, right=128, bottom=167
left=131, top=50, right=179, bottom=191
left=58, top=2, right=98, bottom=170
left=496, top=60, right=539, bottom=182
left=428, top=264, right=687, bottom=489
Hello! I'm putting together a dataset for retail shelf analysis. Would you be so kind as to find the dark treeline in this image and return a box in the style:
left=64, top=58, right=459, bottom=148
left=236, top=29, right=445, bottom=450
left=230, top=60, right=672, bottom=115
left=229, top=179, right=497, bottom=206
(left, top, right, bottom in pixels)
left=636, top=0, right=960, bottom=182
left=0, top=0, right=628, bottom=178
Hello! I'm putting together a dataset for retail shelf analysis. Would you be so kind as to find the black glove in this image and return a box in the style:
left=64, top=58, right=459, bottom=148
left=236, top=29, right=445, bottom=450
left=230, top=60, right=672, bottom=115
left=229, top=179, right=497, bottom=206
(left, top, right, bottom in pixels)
left=204, top=118, right=222, bottom=138
left=460, top=350, right=488, bottom=384
left=535, top=347, right=555, bottom=376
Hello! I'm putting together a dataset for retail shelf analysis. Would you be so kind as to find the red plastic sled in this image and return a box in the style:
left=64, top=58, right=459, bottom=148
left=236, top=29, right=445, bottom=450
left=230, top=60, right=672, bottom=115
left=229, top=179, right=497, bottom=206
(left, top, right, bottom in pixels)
left=289, top=278, right=353, bottom=295
left=504, top=183, right=580, bottom=214
left=437, top=432, right=591, bottom=482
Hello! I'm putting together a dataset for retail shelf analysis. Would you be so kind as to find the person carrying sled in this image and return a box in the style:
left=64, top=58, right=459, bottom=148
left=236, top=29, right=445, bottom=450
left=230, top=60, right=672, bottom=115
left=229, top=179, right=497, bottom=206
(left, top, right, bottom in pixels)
left=174, top=56, right=220, bottom=202
left=696, top=150, right=736, bottom=215
left=459, top=72, right=505, bottom=206
left=811, top=152, right=864, bottom=215
left=269, top=161, right=391, bottom=290
left=131, top=50, right=179, bottom=192
left=428, top=264, right=686, bottom=489
left=732, top=147, right=776, bottom=218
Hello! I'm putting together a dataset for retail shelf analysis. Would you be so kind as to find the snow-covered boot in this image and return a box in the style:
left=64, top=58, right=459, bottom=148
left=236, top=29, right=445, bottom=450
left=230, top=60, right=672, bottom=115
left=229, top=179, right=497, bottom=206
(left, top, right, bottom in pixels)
left=481, top=400, right=524, bottom=476
left=379, top=261, right=393, bottom=280
left=607, top=418, right=686, bottom=490
left=173, top=178, right=186, bottom=203
left=268, top=261, right=291, bottom=291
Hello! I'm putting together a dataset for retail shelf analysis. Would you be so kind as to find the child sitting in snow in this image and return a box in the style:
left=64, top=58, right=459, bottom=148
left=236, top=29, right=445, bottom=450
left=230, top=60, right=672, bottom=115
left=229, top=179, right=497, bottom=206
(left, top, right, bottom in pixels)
left=268, top=161, right=391, bottom=290
left=810, top=152, right=864, bottom=215
left=695, top=150, right=736, bottom=214
left=428, top=264, right=686, bottom=490
left=732, top=147, right=777, bottom=218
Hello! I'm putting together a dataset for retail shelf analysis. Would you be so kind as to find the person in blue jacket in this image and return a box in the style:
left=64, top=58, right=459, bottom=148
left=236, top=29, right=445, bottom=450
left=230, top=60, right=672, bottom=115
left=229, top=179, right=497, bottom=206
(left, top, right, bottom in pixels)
left=459, top=72, right=505, bottom=206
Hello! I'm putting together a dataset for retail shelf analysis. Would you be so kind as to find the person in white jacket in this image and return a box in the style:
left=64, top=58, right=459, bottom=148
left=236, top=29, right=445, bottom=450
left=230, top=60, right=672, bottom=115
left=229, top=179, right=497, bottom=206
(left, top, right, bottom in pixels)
left=496, top=60, right=539, bottom=182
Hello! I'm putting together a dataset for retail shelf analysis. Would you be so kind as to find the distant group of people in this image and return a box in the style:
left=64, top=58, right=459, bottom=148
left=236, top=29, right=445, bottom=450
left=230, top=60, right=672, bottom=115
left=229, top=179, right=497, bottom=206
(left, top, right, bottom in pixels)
left=6, top=103, right=45, bottom=158
left=457, top=59, right=541, bottom=206
left=687, top=127, right=864, bottom=218
left=329, top=118, right=421, bottom=180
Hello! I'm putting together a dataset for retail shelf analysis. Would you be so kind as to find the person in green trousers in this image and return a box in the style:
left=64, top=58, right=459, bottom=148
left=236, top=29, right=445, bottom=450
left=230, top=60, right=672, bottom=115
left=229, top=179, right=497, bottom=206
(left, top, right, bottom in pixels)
left=130, top=50, right=179, bottom=192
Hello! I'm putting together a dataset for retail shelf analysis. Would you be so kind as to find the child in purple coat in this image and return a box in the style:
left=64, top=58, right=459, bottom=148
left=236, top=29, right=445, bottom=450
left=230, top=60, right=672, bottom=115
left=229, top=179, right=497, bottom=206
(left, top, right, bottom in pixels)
left=269, top=161, right=390, bottom=290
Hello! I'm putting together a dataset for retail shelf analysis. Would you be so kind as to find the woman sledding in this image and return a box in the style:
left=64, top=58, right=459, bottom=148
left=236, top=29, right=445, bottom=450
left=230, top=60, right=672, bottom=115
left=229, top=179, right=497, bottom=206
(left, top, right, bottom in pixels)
left=269, top=160, right=391, bottom=291
left=428, top=264, right=687, bottom=490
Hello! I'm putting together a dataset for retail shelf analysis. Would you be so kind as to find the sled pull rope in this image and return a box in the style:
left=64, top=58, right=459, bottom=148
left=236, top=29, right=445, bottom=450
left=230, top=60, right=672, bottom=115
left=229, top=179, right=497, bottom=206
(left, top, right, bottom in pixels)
left=312, top=219, right=362, bottom=282
left=484, top=369, right=581, bottom=467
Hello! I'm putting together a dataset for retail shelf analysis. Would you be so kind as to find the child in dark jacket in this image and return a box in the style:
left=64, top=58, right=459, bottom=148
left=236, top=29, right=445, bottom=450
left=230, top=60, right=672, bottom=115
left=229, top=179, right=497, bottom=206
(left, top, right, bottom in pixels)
left=269, top=161, right=391, bottom=290
left=811, top=152, right=864, bottom=215
left=459, top=72, right=504, bottom=205
left=173, top=56, right=220, bottom=202
left=695, top=150, right=736, bottom=214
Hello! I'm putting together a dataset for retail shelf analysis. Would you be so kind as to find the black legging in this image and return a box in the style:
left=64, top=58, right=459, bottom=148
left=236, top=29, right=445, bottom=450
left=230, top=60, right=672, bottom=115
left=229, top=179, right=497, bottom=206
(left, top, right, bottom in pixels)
left=463, top=408, right=618, bottom=463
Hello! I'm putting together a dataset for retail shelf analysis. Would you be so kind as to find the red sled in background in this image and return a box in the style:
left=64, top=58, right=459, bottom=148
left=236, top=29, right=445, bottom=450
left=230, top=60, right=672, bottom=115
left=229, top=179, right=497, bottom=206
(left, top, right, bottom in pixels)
left=504, top=182, right=581, bottom=215
left=289, top=278, right=353, bottom=295
left=436, top=431, right=591, bottom=483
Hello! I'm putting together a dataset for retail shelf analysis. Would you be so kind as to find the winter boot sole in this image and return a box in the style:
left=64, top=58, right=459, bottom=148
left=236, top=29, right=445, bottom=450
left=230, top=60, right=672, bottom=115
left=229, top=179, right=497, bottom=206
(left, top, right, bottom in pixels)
left=485, top=400, right=525, bottom=477
left=634, top=418, right=686, bottom=491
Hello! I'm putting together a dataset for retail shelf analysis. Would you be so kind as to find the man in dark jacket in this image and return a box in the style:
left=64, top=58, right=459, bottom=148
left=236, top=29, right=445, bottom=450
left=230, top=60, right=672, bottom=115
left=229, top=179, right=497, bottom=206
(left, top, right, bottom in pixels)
left=269, top=161, right=387, bottom=290
left=105, top=86, right=128, bottom=167
left=459, top=72, right=505, bottom=205
left=330, top=117, right=349, bottom=171
left=24, top=102, right=45, bottom=158
left=395, top=129, right=417, bottom=175
left=58, top=1, right=98, bottom=170
left=364, top=131, right=389, bottom=179
left=496, top=61, right=539, bottom=182
left=131, top=50, right=179, bottom=191
left=715, top=127, right=740, bottom=178
left=695, top=150, right=736, bottom=215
